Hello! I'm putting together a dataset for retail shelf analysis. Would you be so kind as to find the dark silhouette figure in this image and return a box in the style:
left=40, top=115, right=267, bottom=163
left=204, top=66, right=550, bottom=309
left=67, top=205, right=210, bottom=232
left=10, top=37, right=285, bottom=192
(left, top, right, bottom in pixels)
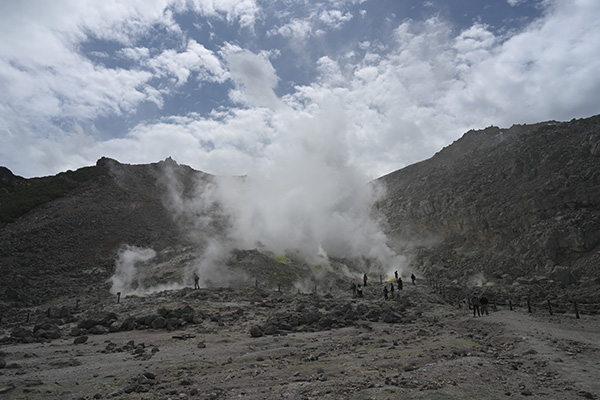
left=480, top=293, right=489, bottom=315
left=394, top=270, right=399, bottom=281
left=398, top=278, right=403, bottom=291
left=194, top=273, right=200, bottom=290
left=363, top=273, right=368, bottom=286
left=411, top=273, right=416, bottom=285
left=357, top=284, right=363, bottom=297
left=390, top=283, right=395, bottom=299
left=383, top=285, right=389, bottom=300
left=351, top=282, right=357, bottom=296
left=472, top=293, right=481, bottom=317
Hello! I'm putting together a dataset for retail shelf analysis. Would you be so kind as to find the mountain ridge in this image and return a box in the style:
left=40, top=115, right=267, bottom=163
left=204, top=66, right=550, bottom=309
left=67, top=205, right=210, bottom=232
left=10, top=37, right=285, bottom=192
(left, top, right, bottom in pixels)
left=1, top=115, right=600, bottom=315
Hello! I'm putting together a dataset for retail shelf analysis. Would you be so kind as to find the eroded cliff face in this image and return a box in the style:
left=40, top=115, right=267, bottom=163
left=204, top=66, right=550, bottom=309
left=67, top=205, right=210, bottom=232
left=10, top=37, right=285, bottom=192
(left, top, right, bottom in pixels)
left=377, top=115, right=600, bottom=293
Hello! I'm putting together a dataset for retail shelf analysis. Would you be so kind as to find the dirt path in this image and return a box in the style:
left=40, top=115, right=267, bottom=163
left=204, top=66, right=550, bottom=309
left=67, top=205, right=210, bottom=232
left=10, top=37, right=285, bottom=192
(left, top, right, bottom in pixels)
left=486, top=309, right=600, bottom=397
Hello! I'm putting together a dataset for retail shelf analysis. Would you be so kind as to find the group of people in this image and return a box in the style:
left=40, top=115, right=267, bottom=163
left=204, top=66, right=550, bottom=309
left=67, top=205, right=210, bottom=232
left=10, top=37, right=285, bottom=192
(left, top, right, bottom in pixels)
left=470, top=292, right=489, bottom=316
left=352, top=271, right=418, bottom=300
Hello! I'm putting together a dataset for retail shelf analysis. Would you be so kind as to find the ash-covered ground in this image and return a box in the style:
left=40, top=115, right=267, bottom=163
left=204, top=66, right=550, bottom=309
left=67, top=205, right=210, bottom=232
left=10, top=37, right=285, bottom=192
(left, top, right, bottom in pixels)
left=1, top=281, right=598, bottom=400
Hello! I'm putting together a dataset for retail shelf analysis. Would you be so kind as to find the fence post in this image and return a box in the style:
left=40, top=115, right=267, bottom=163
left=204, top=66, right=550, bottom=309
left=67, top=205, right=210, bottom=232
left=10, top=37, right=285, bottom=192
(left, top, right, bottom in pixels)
left=527, top=298, right=532, bottom=313
left=547, top=300, right=553, bottom=316
left=117, top=292, right=121, bottom=304
left=574, top=301, right=580, bottom=319
left=509, top=300, right=513, bottom=311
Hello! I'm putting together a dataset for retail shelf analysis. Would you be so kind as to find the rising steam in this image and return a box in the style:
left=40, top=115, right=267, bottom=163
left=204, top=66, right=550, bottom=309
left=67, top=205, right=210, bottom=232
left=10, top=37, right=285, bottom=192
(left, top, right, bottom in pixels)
left=109, top=91, right=407, bottom=293
left=109, top=245, right=156, bottom=295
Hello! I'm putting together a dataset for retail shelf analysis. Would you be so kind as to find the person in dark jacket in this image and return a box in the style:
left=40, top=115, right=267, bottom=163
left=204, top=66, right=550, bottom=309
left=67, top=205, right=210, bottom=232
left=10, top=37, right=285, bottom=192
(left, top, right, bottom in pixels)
left=411, top=273, right=416, bottom=285
left=471, top=293, right=481, bottom=317
left=480, top=293, right=489, bottom=315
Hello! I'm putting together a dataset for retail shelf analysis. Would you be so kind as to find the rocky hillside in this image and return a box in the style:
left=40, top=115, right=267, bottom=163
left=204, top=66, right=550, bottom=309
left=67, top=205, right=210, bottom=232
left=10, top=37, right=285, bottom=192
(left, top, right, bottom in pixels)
left=1, top=115, right=600, bottom=316
left=0, top=157, right=211, bottom=310
left=376, top=115, right=600, bottom=302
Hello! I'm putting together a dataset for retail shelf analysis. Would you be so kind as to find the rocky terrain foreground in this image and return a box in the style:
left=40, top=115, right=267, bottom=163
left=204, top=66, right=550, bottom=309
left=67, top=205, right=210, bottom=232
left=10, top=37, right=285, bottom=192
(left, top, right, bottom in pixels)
left=1, top=282, right=598, bottom=400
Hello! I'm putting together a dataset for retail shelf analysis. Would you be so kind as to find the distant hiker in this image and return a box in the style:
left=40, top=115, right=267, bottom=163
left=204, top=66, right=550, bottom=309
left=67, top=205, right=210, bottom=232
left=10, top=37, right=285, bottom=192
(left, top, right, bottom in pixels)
left=411, top=273, right=416, bottom=285
left=395, top=271, right=399, bottom=281
left=351, top=282, right=357, bottom=296
left=390, top=283, right=395, bottom=299
left=398, top=278, right=403, bottom=291
left=472, top=293, right=481, bottom=317
left=383, top=285, right=389, bottom=300
left=357, top=284, right=363, bottom=297
left=363, top=273, right=368, bottom=287
left=480, top=293, right=489, bottom=315
left=193, top=273, right=200, bottom=290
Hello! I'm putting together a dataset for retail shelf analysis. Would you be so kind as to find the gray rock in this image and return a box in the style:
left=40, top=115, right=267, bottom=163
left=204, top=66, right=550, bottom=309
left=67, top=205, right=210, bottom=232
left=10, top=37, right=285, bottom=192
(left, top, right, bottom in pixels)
left=250, top=326, right=263, bottom=337
left=74, top=335, right=88, bottom=344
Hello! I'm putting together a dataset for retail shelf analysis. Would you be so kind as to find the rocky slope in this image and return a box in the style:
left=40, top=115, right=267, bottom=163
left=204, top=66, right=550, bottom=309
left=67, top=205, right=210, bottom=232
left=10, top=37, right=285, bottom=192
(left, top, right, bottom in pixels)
left=376, top=115, right=600, bottom=305
left=0, top=157, right=209, bottom=312
left=1, top=115, right=600, bottom=316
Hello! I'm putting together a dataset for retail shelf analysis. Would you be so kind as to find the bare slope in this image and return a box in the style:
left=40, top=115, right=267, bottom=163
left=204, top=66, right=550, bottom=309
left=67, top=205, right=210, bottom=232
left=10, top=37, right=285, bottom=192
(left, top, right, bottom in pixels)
left=376, top=115, right=600, bottom=302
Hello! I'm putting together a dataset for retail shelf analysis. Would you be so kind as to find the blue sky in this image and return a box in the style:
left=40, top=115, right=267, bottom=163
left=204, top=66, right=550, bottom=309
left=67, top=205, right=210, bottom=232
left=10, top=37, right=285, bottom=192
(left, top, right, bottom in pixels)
left=1, top=0, right=599, bottom=179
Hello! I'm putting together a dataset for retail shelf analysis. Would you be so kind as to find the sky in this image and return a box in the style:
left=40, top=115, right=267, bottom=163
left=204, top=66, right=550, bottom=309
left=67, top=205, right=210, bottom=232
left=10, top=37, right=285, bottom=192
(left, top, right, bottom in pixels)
left=1, top=0, right=599, bottom=179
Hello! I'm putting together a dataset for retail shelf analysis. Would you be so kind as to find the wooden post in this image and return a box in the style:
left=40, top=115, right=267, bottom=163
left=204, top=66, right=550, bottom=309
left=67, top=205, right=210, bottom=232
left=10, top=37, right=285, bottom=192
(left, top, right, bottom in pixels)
left=278, top=284, right=281, bottom=293
left=117, top=292, right=121, bottom=304
left=574, top=301, right=580, bottom=319
left=509, top=300, right=513, bottom=311
left=255, top=279, right=258, bottom=289
left=493, top=300, right=497, bottom=311
left=26, top=312, right=30, bottom=323
left=547, top=300, right=553, bottom=316
left=527, top=298, right=532, bottom=313
left=75, top=299, right=80, bottom=311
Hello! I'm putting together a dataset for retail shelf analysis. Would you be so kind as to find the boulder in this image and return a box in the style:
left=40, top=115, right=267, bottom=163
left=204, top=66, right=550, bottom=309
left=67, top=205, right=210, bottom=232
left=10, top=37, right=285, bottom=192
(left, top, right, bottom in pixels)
left=249, top=326, right=263, bottom=337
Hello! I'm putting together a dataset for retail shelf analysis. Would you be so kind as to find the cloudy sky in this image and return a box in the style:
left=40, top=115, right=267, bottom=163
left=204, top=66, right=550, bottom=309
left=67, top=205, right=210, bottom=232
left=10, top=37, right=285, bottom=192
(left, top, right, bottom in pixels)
left=1, top=0, right=599, bottom=179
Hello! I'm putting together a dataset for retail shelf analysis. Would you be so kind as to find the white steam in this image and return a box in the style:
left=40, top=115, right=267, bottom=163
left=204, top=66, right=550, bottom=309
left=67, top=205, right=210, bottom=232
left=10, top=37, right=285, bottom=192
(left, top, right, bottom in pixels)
left=212, top=98, right=405, bottom=274
left=109, top=245, right=156, bottom=295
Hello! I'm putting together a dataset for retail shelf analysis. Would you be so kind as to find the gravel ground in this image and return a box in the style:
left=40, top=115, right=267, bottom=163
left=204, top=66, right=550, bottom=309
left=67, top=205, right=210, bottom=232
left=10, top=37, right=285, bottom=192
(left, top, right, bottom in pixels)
left=1, top=283, right=598, bottom=400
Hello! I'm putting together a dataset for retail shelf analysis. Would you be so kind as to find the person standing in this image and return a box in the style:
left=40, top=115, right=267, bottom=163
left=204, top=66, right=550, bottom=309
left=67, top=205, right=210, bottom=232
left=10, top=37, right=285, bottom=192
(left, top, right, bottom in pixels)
left=398, top=278, right=403, bottom=291
left=480, top=293, right=489, bottom=315
left=383, top=285, right=389, bottom=300
left=390, top=283, right=395, bottom=299
left=363, top=273, right=368, bottom=287
left=193, top=273, right=200, bottom=290
left=411, top=273, right=416, bottom=285
left=472, top=293, right=481, bottom=317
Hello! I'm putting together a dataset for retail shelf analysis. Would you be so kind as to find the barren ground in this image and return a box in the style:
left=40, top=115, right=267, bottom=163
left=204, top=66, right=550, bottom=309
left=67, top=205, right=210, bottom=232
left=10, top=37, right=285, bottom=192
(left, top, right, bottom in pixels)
left=1, top=283, right=598, bottom=400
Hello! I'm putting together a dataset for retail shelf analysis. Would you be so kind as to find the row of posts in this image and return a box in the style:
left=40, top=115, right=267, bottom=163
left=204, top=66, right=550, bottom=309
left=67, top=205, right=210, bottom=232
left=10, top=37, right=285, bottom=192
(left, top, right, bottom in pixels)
left=428, top=277, right=581, bottom=319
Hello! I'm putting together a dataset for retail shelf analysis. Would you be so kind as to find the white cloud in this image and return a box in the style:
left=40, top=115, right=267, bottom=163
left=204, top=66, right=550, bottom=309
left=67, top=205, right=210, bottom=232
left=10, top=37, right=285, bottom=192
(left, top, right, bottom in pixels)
left=187, top=0, right=260, bottom=29
left=147, top=40, right=227, bottom=86
left=268, top=18, right=314, bottom=41
left=319, top=9, right=353, bottom=28
left=225, top=49, right=280, bottom=108
left=1, top=0, right=599, bottom=184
